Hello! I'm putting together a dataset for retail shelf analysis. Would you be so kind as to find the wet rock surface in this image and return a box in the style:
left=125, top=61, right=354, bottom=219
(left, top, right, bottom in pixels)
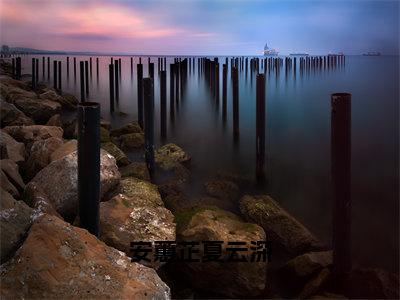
left=13, top=97, right=61, bottom=124
left=0, top=129, right=25, bottom=164
left=240, top=194, right=323, bottom=257
left=24, top=150, right=120, bottom=220
left=155, top=143, right=191, bottom=171
left=110, top=121, right=142, bottom=137
left=101, top=141, right=131, bottom=166
left=0, top=214, right=171, bottom=299
left=0, top=159, right=25, bottom=198
left=119, top=161, right=151, bottom=181
left=0, top=100, right=34, bottom=127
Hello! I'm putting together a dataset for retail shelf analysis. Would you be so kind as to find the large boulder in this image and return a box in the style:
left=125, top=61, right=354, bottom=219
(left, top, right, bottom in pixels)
left=0, top=214, right=171, bottom=299
left=50, top=139, right=77, bottom=162
left=155, top=143, right=191, bottom=171
left=0, top=100, right=34, bottom=127
left=0, top=129, right=25, bottom=164
left=239, top=195, right=322, bottom=256
left=176, top=207, right=267, bottom=298
left=24, top=150, right=120, bottom=220
left=3, top=85, right=37, bottom=103
left=0, top=159, right=25, bottom=198
left=0, top=188, right=33, bottom=263
left=25, top=137, right=64, bottom=179
left=110, top=121, right=142, bottom=137
left=46, top=114, right=62, bottom=127
left=100, top=193, right=176, bottom=269
left=3, top=125, right=63, bottom=150
left=14, top=97, right=61, bottom=124
left=204, top=179, right=240, bottom=201
left=113, top=132, right=144, bottom=151
left=101, top=142, right=131, bottom=166
left=39, top=90, right=78, bottom=110
left=119, top=162, right=150, bottom=181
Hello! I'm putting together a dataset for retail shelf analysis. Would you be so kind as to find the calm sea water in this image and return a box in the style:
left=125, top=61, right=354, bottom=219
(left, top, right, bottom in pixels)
left=20, top=55, right=399, bottom=273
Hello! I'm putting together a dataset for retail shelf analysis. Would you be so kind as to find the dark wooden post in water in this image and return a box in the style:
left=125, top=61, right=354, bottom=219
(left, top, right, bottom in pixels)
left=42, top=57, right=45, bottom=78
left=73, top=57, right=76, bottom=78
left=256, top=73, right=266, bottom=180
left=170, top=63, right=175, bottom=120
left=137, top=63, right=144, bottom=128
left=53, top=60, right=57, bottom=90
left=143, top=78, right=155, bottom=178
left=96, top=57, right=99, bottom=76
left=232, top=66, right=239, bottom=141
left=89, top=57, right=92, bottom=77
left=80, top=61, right=85, bottom=102
left=222, top=63, right=227, bottom=121
left=35, top=59, right=39, bottom=85
left=149, top=63, right=154, bottom=79
left=78, top=101, right=100, bottom=237
left=160, top=70, right=167, bottom=138
left=67, top=56, right=69, bottom=77
left=109, top=64, right=115, bottom=112
left=85, top=61, right=89, bottom=95
left=58, top=61, right=62, bottom=92
left=331, top=92, right=352, bottom=282
left=114, top=61, right=119, bottom=101
left=31, top=58, right=36, bottom=89
left=47, top=57, right=50, bottom=79
left=16, top=57, right=21, bottom=80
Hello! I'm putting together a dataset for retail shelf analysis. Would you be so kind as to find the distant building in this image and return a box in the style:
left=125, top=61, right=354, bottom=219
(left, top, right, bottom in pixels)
left=1, top=45, right=10, bottom=54
left=263, top=43, right=278, bottom=56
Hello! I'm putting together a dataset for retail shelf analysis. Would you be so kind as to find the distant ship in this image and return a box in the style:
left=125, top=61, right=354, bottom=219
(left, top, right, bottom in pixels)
left=289, top=53, right=309, bottom=56
left=263, top=43, right=278, bottom=56
left=363, top=52, right=381, bottom=56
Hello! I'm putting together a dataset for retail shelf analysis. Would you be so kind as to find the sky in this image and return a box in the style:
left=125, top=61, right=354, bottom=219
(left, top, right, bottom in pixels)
left=0, top=0, right=399, bottom=55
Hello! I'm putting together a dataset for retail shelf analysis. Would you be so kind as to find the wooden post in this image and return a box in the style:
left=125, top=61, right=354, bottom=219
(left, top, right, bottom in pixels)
left=170, top=63, right=175, bottom=120
left=160, top=70, right=167, bottom=138
left=31, top=58, right=36, bottom=89
left=35, top=59, right=38, bottom=86
left=232, top=66, right=239, bottom=141
left=16, top=57, right=21, bottom=80
left=67, top=56, right=69, bottom=77
left=109, top=64, right=115, bottom=112
left=331, top=92, right=352, bottom=280
left=114, top=61, right=119, bottom=101
left=73, top=57, right=76, bottom=78
left=96, top=57, right=99, bottom=76
left=89, top=57, right=92, bottom=77
left=85, top=61, right=89, bottom=95
left=80, top=61, right=85, bottom=102
left=11, top=58, right=15, bottom=79
left=78, top=101, right=100, bottom=237
left=143, top=78, right=155, bottom=178
left=42, top=57, right=45, bottom=78
left=58, top=61, right=62, bottom=92
left=149, top=62, right=154, bottom=79
left=53, top=60, right=57, bottom=90
left=47, top=57, right=50, bottom=79
left=222, top=63, right=227, bottom=121
left=137, top=63, right=144, bottom=128
left=256, top=73, right=266, bottom=180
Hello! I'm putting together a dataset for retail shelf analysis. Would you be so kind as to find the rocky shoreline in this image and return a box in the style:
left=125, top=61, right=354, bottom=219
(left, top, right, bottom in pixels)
left=0, top=58, right=398, bottom=299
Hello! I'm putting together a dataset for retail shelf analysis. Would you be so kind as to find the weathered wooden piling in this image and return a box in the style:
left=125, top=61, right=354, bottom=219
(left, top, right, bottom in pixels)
left=331, top=92, right=352, bottom=280
left=109, top=64, right=114, bottom=112
left=170, top=63, right=175, bottom=120
left=222, top=63, right=227, bottom=121
left=31, top=58, right=36, bottom=89
left=35, top=59, right=39, bottom=85
left=137, top=63, right=144, bottom=128
left=15, top=57, right=21, bottom=80
left=80, top=61, right=85, bottom=102
left=67, top=56, right=69, bottom=76
left=78, top=101, right=100, bottom=237
left=42, top=57, right=45, bottom=78
left=232, top=66, right=239, bottom=141
left=53, top=60, right=57, bottom=89
left=96, top=57, right=99, bottom=76
left=11, top=58, right=15, bottom=78
left=58, top=61, right=62, bottom=92
left=89, top=57, right=92, bottom=77
left=149, top=63, right=154, bottom=79
left=160, top=70, right=167, bottom=138
left=85, top=61, right=89, bottom=95
left=73, top=57, right=76, bottom=78
left=47, top=57, right=50, bottom=79
left=256, top=73, right=266, bottom=180
left=143, top=78, right=155, bottom=178
left=114, top=60, right=119, bottom=101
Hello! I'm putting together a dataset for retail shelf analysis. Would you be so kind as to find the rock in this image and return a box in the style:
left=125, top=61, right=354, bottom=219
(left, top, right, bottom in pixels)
left=0, top=100, right=34, bottom=127
left=101, top=142, right=130, bottom=166
left=110, top=121, right=142, bottom=137
left=3, top=125, right=63, bottom=150
left=158, top=182, right=190, bottom=214
left=240, top=195, right=322, bottom=256
left=216, top=170, right=253, bottom=186
left=100, top=119, right=111, bottom=130
left=204, top=179, right=240, bottom=201
left=0, top=189, right=33, bottom=263
left=119, top=162, right=150, bottom=181
left=100, top=194, right=176, bottom=269
left=100, top=126, right=111, bottom=143
left=39, top=90, right=78, bottom=110
left=114, top=132, right=144, bottom=151
left=192, top=196, right=238, bottom=213
left=62, top=118, right=77, bottom=139
left=24, top=150, right=120, bottom=220
left=347, top=268, right=399, bottom=299
left=176, top=207, right=267, bottom=298
left=298, top=268, right=331, bottom=299
left=0, top=170, right=19, bottom=197
left=14, top=97, right=61, bottom=124
left=25, top=137, right=64, bottom=179
left=46, top=114, right=62, bottom=127
left=0, top=129, right=25, bottom=164
left=155, top=143, right=191, bottom=170
left=0, top=159, right=25, bottom=197
left=282, top=251, right=332, bottom=280
left=115, top=177, right=164, bottom=208
left=50, top=139, right=77, bottom=162
left=310, top=292, right=347, bottom=299
left=0, top=214, right=171, bottom=299
left=4, top=85, right=37, bottom=103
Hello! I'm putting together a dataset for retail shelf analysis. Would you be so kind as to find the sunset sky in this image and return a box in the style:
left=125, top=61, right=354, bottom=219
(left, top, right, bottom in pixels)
left=0, top=0, right=398, bottom=55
